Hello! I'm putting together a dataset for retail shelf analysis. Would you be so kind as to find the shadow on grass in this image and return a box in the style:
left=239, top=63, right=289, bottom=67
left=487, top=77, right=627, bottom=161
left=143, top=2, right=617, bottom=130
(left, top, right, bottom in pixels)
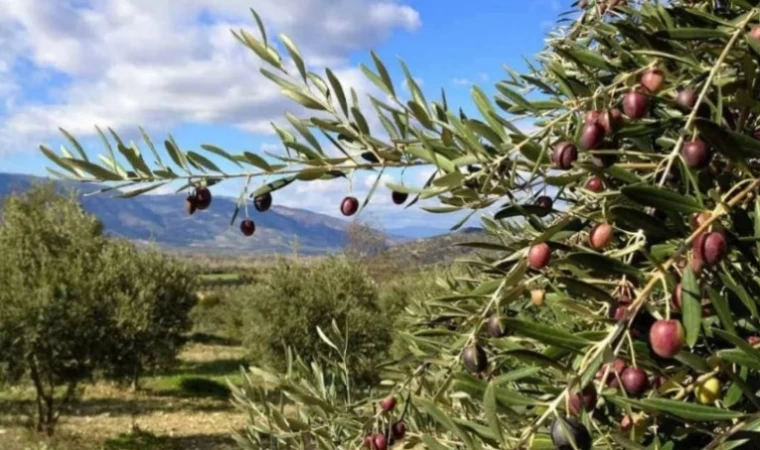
left=144, top=376, right=233, bottom=400
left=104, top=430, right=238, bottom=450
left=179, top=377, right=231, bottom=399
left=163, top=358, right=249, bottom=378
left=186, top=332, right=242, bottom=347
left=0, top=393, right=235, bottom=423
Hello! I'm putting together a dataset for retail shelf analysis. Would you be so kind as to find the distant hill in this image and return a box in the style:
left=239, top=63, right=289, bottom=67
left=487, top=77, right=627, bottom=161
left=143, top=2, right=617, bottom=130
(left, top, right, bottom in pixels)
left=380, top=226, right=497, bottom=266
left=0, top=172, right=413, bottom=255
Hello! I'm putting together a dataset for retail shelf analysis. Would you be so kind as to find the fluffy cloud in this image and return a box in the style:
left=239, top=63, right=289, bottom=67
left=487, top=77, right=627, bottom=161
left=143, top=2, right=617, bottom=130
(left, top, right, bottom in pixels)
left=0, top=0, right=421, bottom=151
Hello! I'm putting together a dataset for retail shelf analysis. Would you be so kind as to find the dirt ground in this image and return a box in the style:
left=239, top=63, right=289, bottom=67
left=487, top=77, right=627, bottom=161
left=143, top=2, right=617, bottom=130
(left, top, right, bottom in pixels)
left=0, top=344, right=249, bottom=450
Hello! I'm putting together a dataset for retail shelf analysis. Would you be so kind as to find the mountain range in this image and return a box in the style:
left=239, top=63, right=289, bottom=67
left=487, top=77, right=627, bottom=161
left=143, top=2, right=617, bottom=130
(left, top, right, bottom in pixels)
left=0, top=172, right=454, bottom=255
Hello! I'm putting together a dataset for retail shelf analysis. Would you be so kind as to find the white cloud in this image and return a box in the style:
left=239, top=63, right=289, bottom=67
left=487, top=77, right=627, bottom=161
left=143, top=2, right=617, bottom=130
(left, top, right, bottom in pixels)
left=451, top=77, right=471, bottom=86
left=0, top=0, right=421, bottom=153
left=402, top=76, right=424, bottom=91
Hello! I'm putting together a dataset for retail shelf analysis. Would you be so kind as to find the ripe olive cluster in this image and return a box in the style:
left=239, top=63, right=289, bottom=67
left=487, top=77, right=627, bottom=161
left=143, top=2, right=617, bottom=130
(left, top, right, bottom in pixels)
left=363, top=396, right=407, bottom=450
left=454, top=59, right=760, bottom=448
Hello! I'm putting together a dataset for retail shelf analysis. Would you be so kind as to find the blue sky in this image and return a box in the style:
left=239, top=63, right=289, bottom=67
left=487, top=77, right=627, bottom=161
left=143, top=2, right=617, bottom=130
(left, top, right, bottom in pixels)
left=0, top=0, right=574, bottom=231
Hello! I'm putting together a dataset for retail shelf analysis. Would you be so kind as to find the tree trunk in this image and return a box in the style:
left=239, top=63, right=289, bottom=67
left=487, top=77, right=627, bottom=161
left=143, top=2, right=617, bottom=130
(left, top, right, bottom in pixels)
left=28, top=356, right=55, bottom=434
left=44, top=395, right=55, bottom=436
left=130, top=365, right=141, bottom=392
left=28, top=357, right=45, bottom=432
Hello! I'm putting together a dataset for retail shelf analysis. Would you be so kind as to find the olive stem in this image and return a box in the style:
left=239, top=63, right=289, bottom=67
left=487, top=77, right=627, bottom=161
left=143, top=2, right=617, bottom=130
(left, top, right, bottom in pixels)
left=656, top=11, right=757, bottom=187
left=64, top=161, right=429, bottom=185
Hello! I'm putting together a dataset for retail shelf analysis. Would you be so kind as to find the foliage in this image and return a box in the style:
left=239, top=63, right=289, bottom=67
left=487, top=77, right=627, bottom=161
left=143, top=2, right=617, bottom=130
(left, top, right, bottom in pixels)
left=0, top=185, right=196, bottom=433
left=230, top=326, right=422, bottom=450
left=240, top=257, right=393, bottom=388
left=39, top=0, right=760, bottom=449
left=96, top=241, right=197, bottom=389
left=190, top=287, right=248, bottom=340
left=0, top=184, right=110, bottom=433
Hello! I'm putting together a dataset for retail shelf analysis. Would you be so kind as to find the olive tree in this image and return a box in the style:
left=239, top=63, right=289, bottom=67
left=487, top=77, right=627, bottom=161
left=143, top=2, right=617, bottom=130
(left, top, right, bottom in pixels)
left=0, top=184, right=110, bottom=434
left=96, top=240, right=197, bottom=390
left=241, top=256, right=393, bottom=389
left=39, top=0, right=760, bottom=448
left=0, top=185, right=197, bottom=433
left=344, top=219, right=389, bottom=261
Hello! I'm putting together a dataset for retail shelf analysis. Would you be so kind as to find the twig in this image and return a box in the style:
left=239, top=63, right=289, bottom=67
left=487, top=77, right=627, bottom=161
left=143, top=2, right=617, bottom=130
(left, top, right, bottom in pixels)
left=657, top=12, right=756, bottom=187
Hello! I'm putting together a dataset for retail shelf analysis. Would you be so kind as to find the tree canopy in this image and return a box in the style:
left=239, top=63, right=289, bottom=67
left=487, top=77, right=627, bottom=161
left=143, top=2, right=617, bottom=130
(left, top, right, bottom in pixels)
left=0, top=184, right=196, bottom=433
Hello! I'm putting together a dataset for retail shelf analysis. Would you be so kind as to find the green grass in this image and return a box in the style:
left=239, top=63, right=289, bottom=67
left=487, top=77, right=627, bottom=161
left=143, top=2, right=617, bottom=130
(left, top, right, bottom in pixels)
left=103, top=430, right=236, bottom=450
left=197, top=273, right=241, bottom=282
left=142, top=374, right=240, bottom=400
left=141, top=357, right=246, bottom=400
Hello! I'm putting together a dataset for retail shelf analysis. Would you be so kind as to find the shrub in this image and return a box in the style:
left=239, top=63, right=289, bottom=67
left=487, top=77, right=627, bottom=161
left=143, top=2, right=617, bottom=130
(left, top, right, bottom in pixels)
left=241, top=256, right=392, bottom=387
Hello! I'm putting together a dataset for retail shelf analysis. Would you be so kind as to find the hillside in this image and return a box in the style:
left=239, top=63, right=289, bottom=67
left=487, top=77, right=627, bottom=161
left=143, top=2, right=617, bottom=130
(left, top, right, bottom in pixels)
left=0, top=173, right=498, bottom=259
left=380, top=227, right=496, bottom=266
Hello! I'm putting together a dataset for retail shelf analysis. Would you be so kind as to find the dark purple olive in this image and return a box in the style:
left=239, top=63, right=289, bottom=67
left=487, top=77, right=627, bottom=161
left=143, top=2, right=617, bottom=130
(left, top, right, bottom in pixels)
left=391, top=422, right=406, bottom=440
left=568, top=385, right=597, bottom=416
left=585, top=176, right=604, bottom=192
left=254, top=193, right=272, bottom=212
left=550, top=417, right=591, bottom=450
left=487, top=315, right=508, bottom=338
left=462, top=343, right=488, bottom=373
left=676, top=89, right=698, bottom=112
left=553, top=142, right=578, bottom=170
left=681, top=139, right=711, bottom=169
left=623, top=91, right=648, bottom=119
left=621, top=367, right=649, bottom=397
left=580, top=122, right=604, bottom=150
left=536, top=195, right=553, bottom=209
left=341, top=196, right=359, bottom=216
left=693, top=231, right=727, bottom=266
left=599, top=109, right=623, bottom=136
left=195, top=187, right=212, bottom=210
left=391, top=191, right=408, bottom=205
left=240, top=219, right=255, bottom=236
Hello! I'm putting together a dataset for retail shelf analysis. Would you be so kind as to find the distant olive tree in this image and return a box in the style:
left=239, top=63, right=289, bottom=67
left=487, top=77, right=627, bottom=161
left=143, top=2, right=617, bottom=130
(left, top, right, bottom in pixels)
left=97, top=240, right=197, bottom=390
left=242, top=256, right=393, bottom=388
left=0, top=184, right=197, bottom=433
left=0, top=184, right=109, bottom=434
left=344, top=220, right=389, bottom=261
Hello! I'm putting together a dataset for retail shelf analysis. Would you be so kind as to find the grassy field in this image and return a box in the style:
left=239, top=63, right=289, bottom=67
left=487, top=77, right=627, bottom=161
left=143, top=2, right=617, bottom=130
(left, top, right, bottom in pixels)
left=0, top=343, right=248, bottom=450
